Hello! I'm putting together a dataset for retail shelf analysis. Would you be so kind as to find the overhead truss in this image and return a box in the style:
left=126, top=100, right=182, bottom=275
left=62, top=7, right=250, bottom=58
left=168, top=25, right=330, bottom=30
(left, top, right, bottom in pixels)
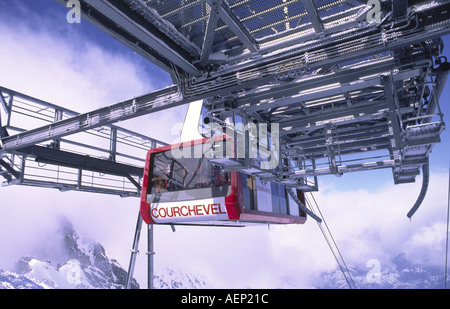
left=1, top=0, right=450, bottom=209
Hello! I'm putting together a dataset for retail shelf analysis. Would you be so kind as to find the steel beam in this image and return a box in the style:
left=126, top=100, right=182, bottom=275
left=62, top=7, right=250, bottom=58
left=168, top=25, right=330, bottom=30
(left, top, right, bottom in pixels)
left=124, top=0, right=202, bottom=58
left=200, top=0, right=222, bottom=65
left=0, top=91, right=8, bottom=114
left=424, top=61, right=450, bottom=124
left=292, top=159, right=397, bottom=177
left=0, top=86, right=182, bottom=155
left=0, top=158, right=20, bottom=180
left=383, top=75, right=404, bottom=150
left=16, top=145, right=144, bottom=177
left=218, top=1, right=258, bottom=53
left=235, top=58, right=397, bottom=108
left=8, top=178, right=138, bottom=196
left=302, top=0, right=323, bottom=33
left=57, top=0, right=201, bottom=77
left=0, top=64, right=423, bottom=158
left=227, top=4, right=368, bottom=63
left=286, top=125, right=390, bottom=149
left=147, top=224, right=154, bottom=289
left=126, top=213, right=143, bottom=289
left=245, top=76, right=382, bottom=113
left=92, top=0, right=201, bottom=76
left=190, top=2, right=450, bottom=97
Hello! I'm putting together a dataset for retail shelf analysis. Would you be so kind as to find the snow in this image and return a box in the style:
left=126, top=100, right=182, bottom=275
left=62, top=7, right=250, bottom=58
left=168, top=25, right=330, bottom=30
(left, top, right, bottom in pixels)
left=25, top=258, right=72, bottom=289
left=0, top=269, right=43, bottom=289
left=153, top=268, right=211, bottom=289
left=0, top=218, right=210, bottom=289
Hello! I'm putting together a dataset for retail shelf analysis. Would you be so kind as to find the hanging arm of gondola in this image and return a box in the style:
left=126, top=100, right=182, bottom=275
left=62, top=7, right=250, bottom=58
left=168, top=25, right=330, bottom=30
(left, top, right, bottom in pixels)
left=287, top=188, right=322, bottom=223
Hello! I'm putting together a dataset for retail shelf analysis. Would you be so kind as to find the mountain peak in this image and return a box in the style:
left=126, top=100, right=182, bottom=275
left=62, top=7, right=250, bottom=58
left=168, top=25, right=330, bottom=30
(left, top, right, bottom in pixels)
left=5, top=217, right=140, bottom=289
left=153, top=268, right=211, bottom=289
left=1, top=217, right=213, bottom=289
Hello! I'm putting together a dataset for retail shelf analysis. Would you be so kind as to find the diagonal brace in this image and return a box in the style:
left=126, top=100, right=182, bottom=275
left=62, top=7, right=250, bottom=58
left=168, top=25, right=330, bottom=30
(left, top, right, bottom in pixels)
left=302, top=0, right=323, bottom=33
left=201, top=0, right=222, bottom=65
left=218, top=0, right=258, bottom=52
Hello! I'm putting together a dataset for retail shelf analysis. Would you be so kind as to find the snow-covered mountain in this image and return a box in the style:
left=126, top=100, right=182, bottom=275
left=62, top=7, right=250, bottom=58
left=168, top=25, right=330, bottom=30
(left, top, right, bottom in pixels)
left=0, top=218, right=209, bottom=289
left=313, top=253, right=446, bottom=289
left=1, top=218, right=139, bottom=289
left=0, top=269, right=44, bottom=289
left=2, top=217, right=445, bottom=289
left=153, top=268, right=211, bottom=289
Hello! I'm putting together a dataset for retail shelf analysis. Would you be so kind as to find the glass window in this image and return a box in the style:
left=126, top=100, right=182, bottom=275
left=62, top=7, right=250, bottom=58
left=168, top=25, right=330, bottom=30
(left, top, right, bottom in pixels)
left=253, top=177, right=290, bottom=215
left=242, top=174, right=256, bottom=210
left=255, top=177, right=273, bottom=212
left=270, top=182, right=280, bottom=213
left=148, top=143, right=230, bottom=202
left=278, top=183, right=288, bottom=215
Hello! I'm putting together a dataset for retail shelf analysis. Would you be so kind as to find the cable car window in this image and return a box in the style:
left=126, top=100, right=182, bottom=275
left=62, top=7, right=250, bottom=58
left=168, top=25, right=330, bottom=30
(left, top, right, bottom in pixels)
left=271, top=183, right=280, bottom=214
left=254, top=177, right=273, bottom=212
left=278, top=184, right=288, bottom=215
left=253, top=177, right=290, bottom=214
left=147, top=144, right=231, bottom=203
left=242, top=174, right=256, bottom=210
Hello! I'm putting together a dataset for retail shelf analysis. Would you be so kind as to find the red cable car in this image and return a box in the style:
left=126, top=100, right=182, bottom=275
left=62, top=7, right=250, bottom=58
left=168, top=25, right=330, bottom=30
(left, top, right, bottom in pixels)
left=139, top=136, right=307, bottom=226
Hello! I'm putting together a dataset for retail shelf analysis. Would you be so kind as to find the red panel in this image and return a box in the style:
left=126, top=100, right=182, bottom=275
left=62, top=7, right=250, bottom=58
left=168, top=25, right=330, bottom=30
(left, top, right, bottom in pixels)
left=140, top=148, right=156, bottom=224
left=140, top=135, right=235, bottom=225
left=224, top=171, right=241, bottom=220
left=140, top=136, right=307, bottom=225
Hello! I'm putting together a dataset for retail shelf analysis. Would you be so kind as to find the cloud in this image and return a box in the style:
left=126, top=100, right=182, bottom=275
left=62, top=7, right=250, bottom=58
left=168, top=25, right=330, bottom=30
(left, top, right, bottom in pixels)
left=0, top=1, right=184, bottom=143
left=0, top=0, right=181, bottom=283
left=404, top=222, right=448, bottom=265
left=275, top=171, right=449, bottom=286
left=2, top=171, right=447, bottom=288
left=128, top=170, right=448, bottom=289
left=0, top=2, right=150, bottom=106
left=1, top=1, right=449, bottom=290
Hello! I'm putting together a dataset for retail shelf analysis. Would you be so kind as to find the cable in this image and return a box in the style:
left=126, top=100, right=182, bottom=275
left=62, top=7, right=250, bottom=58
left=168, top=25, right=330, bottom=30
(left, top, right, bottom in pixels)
left=305, top=194, right=353, bottom=288
left=305, top=193, right=357, bottom=289
left=309, top=193, right=356, bottom=288
left=287, top=188, right=322, bottom=223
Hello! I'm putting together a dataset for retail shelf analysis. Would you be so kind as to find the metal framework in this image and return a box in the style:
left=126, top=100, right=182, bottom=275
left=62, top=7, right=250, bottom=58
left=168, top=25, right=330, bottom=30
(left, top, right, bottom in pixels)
left=1, top=0, right=450, bottom=289
left=2, top=0, right=449, bottom=195
left=0, top=86, right=166, bottom=196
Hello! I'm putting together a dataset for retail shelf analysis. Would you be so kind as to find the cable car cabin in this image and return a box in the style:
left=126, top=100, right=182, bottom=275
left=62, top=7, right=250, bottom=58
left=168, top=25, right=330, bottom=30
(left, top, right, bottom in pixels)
left=139, top=137, right=307, bottom=226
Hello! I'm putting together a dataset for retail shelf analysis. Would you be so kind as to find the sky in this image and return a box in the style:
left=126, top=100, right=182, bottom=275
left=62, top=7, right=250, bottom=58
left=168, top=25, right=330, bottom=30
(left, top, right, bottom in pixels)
left=0, top=0, right=449, bottom=289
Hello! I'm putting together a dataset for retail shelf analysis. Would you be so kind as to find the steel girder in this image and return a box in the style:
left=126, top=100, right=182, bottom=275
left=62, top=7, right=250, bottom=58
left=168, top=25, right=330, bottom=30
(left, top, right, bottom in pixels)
left=0, top=87, right=166, bottom=196
left=1, top=0, right=450, bottom=196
